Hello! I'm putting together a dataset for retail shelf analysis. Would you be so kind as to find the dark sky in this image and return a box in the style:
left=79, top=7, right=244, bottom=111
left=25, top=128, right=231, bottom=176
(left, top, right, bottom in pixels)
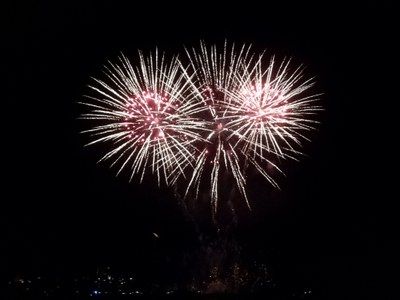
left=3, top=1, right=395, bottom=298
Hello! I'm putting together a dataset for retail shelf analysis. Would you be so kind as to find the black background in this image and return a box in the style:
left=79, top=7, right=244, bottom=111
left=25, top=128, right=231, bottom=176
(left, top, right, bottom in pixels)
left=2, top=1, right=395, bottom=298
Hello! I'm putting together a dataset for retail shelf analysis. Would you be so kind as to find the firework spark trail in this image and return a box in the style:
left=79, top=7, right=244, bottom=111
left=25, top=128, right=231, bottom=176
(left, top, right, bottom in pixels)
left=182, top=41, right=261, bottom=213
left=81, top=50, right=208, bottom=186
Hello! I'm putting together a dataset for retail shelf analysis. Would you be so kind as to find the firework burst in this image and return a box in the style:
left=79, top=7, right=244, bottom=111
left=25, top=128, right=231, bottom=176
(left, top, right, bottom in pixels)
left=182, top=42, right=321, bottom=213
left=80, top=50, right=207, bottom=185
left=81, top=42, right=321, bottom=214
left=224, top=56, right=320, bottom=165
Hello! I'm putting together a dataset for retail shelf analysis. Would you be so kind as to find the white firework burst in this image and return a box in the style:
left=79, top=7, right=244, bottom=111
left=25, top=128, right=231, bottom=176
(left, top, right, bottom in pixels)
left=182, top=41, right=321, bottom=213
left=80, top=50, right=207, bottom=185
left=80, top=42, right=321, bottom=215
left=223, top=55, right=321, bottom=182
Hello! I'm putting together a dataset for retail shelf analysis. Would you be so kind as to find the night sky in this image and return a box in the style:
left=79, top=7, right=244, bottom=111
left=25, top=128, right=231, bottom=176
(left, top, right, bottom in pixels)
left=3, top=1, right=395, bottom=298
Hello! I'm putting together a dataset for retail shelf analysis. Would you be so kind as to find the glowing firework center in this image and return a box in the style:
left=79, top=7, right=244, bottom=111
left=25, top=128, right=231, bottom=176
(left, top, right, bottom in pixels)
left=124, top=91, right=178, bottom=143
